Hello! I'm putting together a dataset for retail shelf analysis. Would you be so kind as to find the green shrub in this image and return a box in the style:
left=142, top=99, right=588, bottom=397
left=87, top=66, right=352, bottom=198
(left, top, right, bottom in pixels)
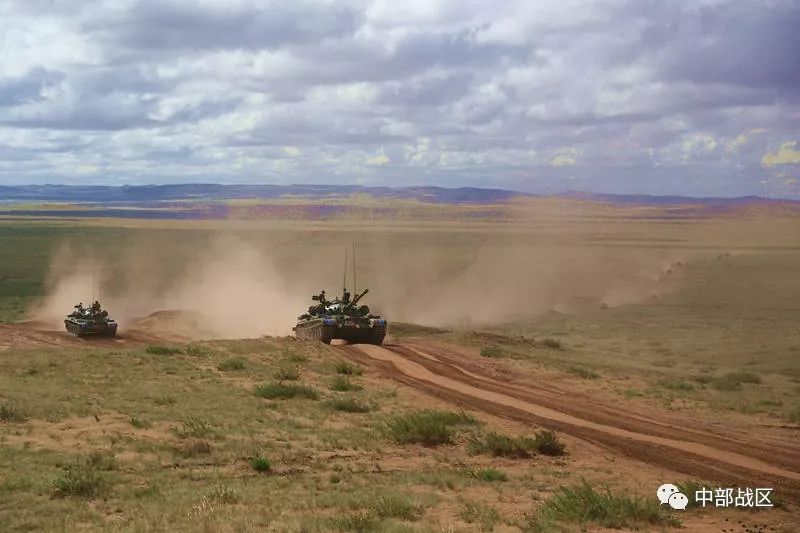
left=526, top=480, right=680, bottom=530
left=469, top=432, right=537, bottom=458
left=250, top=456, right=271, bottom=473
left=328, top=397, right=371, bottom=413
left=0, top=403, right=28, bottom=423
left=335, top=360, right=364, bottom=375
left=475, top=468, right=508, bottom=482
left=254, top=382, right=319, bottom=400
left=217, top=356, right=247, bottom=371
left=566, top=365, right=599, bottom=379
left=386, top=409, right=478, bottom=446
left=533, top=429, right=566, bottom=456
left=145, top=345, right=182, bottom=355
left=52, top=458, right=110, bottom=498
left=480, top=346, right=504, bottom=358
left=273, top=365, right=300, bottom=380
left=330, top=376, right=363, bottom=392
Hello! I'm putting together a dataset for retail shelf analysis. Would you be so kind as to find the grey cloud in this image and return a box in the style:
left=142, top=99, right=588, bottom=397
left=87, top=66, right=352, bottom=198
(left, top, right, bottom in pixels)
left=90, top=1, right=361, bottom=52
left=0, top=69, right=63, bottom=107
left=0, top=0, right=798, bottom=198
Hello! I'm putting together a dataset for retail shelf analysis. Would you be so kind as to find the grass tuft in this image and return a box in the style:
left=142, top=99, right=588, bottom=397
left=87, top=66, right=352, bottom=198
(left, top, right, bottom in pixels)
left=273, top=365, right=300, bottom=381
left=52, top=456, right=111, bottom=498
left=470, top=432, right=537, bottom=458
left=129, top=416, right=151, bottom=429
left=480, top=346, right=504, bottom=358
left=250, top=456, right=272, bottom=473
left=539, top=338, right=563, bottom=350
left=385, top=409, right=478, bottom=446
left=711, top=371, right=762, bottom=391
left=330, top=376, right=363, bottom=392
left=533, top=429, right=566, bottom=456
left=526, top=480, right=680, bottom=531
left=209, top=484, right=240, bottom=504
left=217, top=356, right=247, bottom=371
left=657, top=379, right=694, bottom=391
left=176, top=439, right=212, bottom=456
left=0, top=403, right=28, bottom=423
left=788, top=406, right=800, bottom=424
left=174, top=418, right=215, bottom=439
left=282, top=349, right=308, bottom=363
left=327, top=397, right=372, bottom=413
left=334, top=360, right=364, bottom=375
left=566, top=365, right=599, bottom=379
left=254, top=382, right=319, bottom=400
left=474, top=468, right=508, bottom=482
left=326, top=512, right=379, bottom=531
left=370, top=494, right=424, bottom=521
left=461, top=501, right=501, bottom=531
left=185, top=344, right=211, bottom=356
left=86, top=451, right=117, bottom=471
left=145, top=345, right=183, bottom=355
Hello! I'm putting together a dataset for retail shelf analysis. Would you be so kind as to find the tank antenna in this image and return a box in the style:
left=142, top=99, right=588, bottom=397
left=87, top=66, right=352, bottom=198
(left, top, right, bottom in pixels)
left=342, top=247, right=348, bottom=295
left=352, top=241, right=357, bottom=295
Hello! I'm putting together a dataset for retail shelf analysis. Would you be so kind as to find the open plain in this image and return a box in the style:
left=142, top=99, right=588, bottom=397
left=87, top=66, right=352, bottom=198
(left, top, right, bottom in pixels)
left=1, top=197, right=800, bottom=532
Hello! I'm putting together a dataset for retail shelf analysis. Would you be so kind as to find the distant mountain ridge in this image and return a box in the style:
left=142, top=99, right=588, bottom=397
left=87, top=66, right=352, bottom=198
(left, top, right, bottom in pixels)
left=0, top=184, right=797, bottom=206
left=0, top=184, right=520, bottom=204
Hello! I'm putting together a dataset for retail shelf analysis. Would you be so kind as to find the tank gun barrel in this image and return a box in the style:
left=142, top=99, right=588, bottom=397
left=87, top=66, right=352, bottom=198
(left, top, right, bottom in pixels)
left=344, top=288, right=369, bottom=312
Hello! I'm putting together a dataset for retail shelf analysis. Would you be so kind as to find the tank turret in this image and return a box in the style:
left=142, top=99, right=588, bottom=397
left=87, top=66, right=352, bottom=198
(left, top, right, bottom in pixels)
left=293, top=286, right=386, bottom=345
left=64, top=301, right=118, bottom=337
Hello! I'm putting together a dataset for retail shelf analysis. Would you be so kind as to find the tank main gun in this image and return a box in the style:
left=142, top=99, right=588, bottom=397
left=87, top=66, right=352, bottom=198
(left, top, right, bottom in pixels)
left=343, top=288, right=369, bottom=314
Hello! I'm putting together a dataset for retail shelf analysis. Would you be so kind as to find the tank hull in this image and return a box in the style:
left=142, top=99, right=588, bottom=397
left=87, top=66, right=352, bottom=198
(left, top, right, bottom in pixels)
left=65, top=318, right=118, bottom=337
left=294, top=317, right=386, bottom=345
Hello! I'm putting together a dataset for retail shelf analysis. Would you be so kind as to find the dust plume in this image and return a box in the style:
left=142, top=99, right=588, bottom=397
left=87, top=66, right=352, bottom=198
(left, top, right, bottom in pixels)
left=368, top=241, right=688, bottom=327
left=29, top=212, right=697, bottom=338
left=30, top=236, right=308, bottom=338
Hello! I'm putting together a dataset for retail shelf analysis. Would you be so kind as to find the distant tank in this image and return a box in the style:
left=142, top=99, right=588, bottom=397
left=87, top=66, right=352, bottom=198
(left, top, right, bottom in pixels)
left=293, top=288, right=387, bottom=345
left=64, top=300, right=118, bottom=337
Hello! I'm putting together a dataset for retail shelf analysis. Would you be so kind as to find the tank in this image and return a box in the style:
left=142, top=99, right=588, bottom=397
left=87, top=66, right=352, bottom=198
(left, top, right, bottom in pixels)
left=293, top=288, right=387, bottom=345
left=64, top=301, right=118, bottom=337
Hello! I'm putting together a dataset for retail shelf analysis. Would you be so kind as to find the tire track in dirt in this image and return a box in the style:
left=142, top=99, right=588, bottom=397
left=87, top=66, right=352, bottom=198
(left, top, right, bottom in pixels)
left=400, top=341, right=800, bottom=470
left=339, top=342, right=800, bottom=503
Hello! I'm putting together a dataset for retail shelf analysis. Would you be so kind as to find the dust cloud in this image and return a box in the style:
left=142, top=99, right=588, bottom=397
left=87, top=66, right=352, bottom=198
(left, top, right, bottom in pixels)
left=29, top=226, right=692, bottom=339
left=30, top=237, right=308, bottom=338
left=369, top=242, right=687, bottom=327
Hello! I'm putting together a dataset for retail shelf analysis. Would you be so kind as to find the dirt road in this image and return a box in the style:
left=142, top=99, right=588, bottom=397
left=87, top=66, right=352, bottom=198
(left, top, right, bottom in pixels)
left=339, top=340, right=800, bottom=502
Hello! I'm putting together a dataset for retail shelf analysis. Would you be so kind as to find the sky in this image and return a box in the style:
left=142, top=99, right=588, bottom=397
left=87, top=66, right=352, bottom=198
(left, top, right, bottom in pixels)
left=0, top=0, right=798, bottom=197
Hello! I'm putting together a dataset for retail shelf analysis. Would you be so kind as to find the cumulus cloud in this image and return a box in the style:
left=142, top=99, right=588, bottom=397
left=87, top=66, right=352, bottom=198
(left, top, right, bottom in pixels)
left=0, top=0, right=798, bottom=197
left=762, top=141, right=800, bottom=167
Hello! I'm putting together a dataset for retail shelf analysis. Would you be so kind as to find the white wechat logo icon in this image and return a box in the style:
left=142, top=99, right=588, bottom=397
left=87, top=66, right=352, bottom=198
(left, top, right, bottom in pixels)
left=657, top=483, right=688, bottom=510
left=668, top=492, right=689, bottom=510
